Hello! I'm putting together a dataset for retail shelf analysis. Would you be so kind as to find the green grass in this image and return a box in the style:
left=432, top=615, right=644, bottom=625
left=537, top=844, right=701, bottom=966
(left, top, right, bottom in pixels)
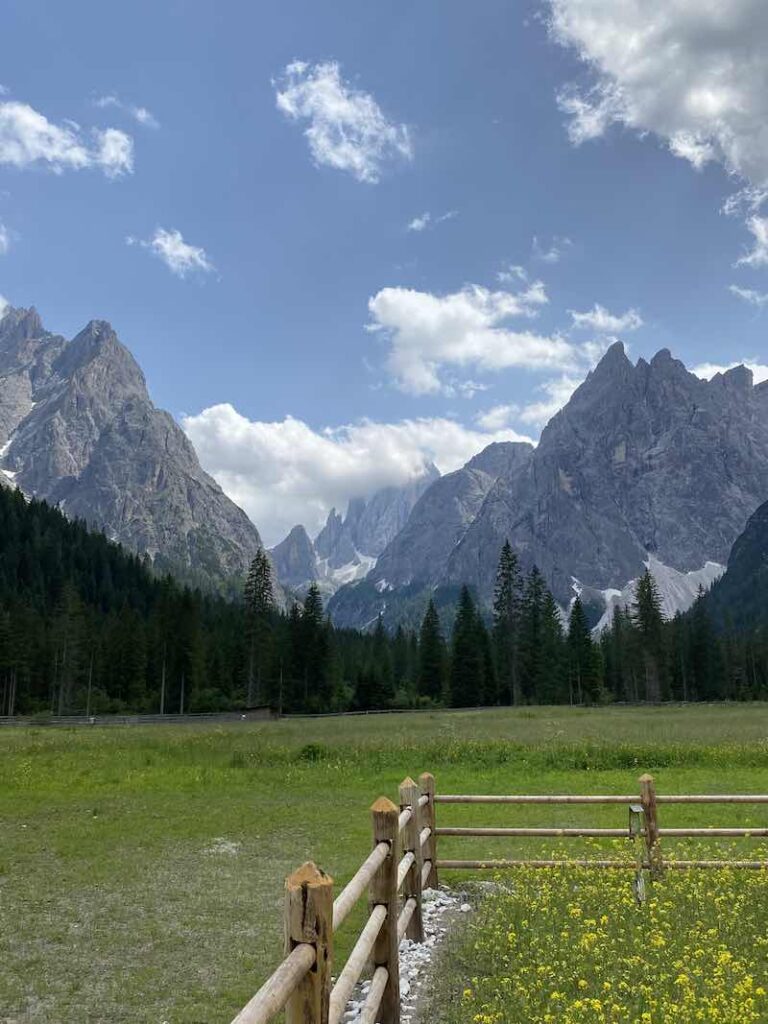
left=2, top=704, right=768, bottom=1023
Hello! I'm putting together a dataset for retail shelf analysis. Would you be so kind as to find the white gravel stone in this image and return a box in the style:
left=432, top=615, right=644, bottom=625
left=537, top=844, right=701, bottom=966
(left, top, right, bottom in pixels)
left=339, top=886, right=469, bottom=1024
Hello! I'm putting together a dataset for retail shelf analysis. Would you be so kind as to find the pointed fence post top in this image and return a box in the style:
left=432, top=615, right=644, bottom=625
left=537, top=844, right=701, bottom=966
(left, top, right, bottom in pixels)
left=639, top=773, right=654, bottom=784
left=399, top=775, right=417, bottom=791
left=371, top=796, right=398, bottom=815
left=285, top=861, right=333, bottom=891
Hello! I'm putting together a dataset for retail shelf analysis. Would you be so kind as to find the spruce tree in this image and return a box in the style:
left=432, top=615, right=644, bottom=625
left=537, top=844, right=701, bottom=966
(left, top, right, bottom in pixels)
left=243, top=548, right=275, bottom=705
left=633, top=569, right=666, bottom=701
left=449, top=586, right=483, bottom=707
left=492, top=540, right=523, bottom=704
left=568, top=596, right=600, bottom=704
left=538, top=590, right=567, bottom=703
left=418, top=599, right=446, bottom=702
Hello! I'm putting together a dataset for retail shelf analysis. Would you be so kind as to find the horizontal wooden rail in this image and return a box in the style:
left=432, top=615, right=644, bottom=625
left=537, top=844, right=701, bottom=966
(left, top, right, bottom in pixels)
left=421, top=859, right=433, bottom=887
left=328, top=905, right=387, bottom=1024
left=398, top=807, right=412, bottom=831
left=333, top=841, right=390, bottom=930
left=435, top=794, right=638, bottom=804
left=231, top=943, right=316, bottom=1024
left=397, top=897, right=417, bottom=941
left=397, top=850, right=415, bottom=890
left=658, top=827, right=768, bottom=837
left=419, top=826, right=431, bottom=847
left=656, top=795, right=768, bottom=803
left=436, top=826, right=632, bottom=838
left=438, top=858, right=768, bottom=870
left=359, top=966, right=389, bottom=1024
left=418, top=793, right=430, bottom=808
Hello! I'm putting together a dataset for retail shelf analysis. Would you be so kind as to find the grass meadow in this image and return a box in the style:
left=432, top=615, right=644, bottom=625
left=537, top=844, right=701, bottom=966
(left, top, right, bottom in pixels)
left=2, top=703, right=768, bottom=1023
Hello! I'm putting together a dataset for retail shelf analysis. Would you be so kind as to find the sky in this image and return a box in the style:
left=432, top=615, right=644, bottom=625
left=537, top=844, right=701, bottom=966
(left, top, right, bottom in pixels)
left=3, top=0, right=768, bottom=544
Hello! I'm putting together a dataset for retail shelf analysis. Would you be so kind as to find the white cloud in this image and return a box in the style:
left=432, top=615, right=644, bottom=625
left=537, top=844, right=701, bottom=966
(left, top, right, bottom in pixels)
left=518, top=374, right=583, bottom=426
left=182, top=404, right=533, bottom=545
left=735, top=215, right=768, bottom=267
left=569, top=303, right=642, bottom=333
left=548, top=0, right=768, bottom=187
left=94, top=95, right=159, bottom=129
left=128, top=228, right=213, bottom=278
left=274, top=60, right=412, bottom=183
left=407, top=210, right=457, bottom=232
left=0, top=100, right=133, bottom=176
left=692, top=360, right=768, bottom=385
left=0, top=222, right=9, bottom=254
left=0, top=295, right=8, bottom=319
left=367, top=279, right=573, bottom=395
left=729, top=284, right=768, bottom=308
left=532, top=234, right=573, bottom=263
left=407, top=212, right=431, bottom=232
left=475, top=403, right=520, bottom=430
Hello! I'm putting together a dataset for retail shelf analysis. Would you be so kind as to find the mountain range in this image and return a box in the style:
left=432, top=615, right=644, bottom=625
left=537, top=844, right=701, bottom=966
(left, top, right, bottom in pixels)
left=269, top=464, right=439, bottom=597
left=329, top=343, right=768, bottom=629
left=4, top=301, right=768, bottom=635
left=0, top=305, right=265, bottom=588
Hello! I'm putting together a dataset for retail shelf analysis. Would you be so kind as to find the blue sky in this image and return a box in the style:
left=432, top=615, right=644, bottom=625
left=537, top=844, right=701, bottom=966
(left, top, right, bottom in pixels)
left=2, top=0, right=768, bottom=543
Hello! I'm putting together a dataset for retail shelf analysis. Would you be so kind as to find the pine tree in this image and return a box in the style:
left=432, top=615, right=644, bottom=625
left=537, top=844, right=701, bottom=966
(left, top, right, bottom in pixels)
left=449, top=586, right=483, bottom=707
left=538, top=591, right=568, bottom=703
left=492, top=540, right=523, bottom=704
left=418, top=599, right=446, bottom=702
left=244, top=549, right=275, bottom=706
left=633, top=569, right=666, bottom=701
left=568, top=596, right=600, bottom=704
left=518, top=566, right=546, bottom=702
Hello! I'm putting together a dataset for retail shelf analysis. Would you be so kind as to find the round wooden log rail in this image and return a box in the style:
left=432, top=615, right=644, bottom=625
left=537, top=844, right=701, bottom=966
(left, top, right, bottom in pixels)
left=658, top=828, right=768, bottom=837
left=397, top=897, right=418, bottom=941
left=398, top=807, right=412, bottom=831
left=230, top=943, right=316, bottom=1024
left=419, top=826, right=431, bottom=847
left=656, top=795, right=768, bottom=803
left=435, top=794, right=638, bottom=804
left=421, top=859, right=433, bottom=888
left=438, top=859, right=768, bottom=870
left=328, top=904, right=387, bottom=1024
left=396, top=850, right=415, bottom=891
left=359, top=966, right=389, bottom=1024
left=332, top=841, right=389, bottom=930
left=436, top=826, right=632, bottom=837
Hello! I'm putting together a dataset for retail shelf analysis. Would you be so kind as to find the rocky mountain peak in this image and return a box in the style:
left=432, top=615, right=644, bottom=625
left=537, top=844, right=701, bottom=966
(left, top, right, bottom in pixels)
left=0, top=303, right=266, bottom=588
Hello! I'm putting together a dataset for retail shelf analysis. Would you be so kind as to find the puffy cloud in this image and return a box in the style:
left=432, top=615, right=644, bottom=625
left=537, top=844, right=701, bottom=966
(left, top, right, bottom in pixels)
left=94, top=95, right=159, bottom=129
left=0, top=295, right=8, bottom=319
left=692, top=360, right=768, bottom=385
left=735, top=215, right=768, bottom=267
left=274, top=60, right=412, bottom=183
left=182, top=404, right=534, bottom=545
left=0, top=100, right=133, bottom=177
left=475, top=403, right=520, bottom=430
left=127, top=228, right=213, bottom=278
left=729, top=284, right=768, bottom=308
left=367, top=279, right=573, bottom=395
left=548, top=0, right=768, bottom=187
left=569, top=302, right=642, bottom=333
left=0, top=222, right=9, bottom=254
left=407, top=212, right=431, bottom=232
left=532, top=234, right=573, bottom=263
left=407, top=210, right=457, bottom=232
left=518, top=374, right=583, bottom=426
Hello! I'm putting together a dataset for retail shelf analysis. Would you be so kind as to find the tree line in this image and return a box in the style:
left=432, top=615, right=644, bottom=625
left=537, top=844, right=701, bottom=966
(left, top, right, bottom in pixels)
left=1, top=485, right=767, bottom=717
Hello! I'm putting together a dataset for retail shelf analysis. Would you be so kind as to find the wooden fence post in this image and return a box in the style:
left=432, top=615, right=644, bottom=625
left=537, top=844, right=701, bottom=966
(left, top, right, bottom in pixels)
left=399, top=777, right=425, bottom=942
left=370, top=797, right=401, bottom=1024
left=419, top=772, right=438, bottom=888
left=639, top=773, right=663, bottom=879
left=284, top=861, right=333, bottom=1024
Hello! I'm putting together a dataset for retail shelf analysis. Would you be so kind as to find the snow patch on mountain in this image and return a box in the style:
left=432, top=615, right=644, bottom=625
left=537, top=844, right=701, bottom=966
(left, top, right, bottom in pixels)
left=595, top=556, right=725, bottom=632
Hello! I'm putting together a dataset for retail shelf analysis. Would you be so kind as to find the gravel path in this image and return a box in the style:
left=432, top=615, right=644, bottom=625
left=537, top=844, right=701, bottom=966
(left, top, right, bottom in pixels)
left=342, top=886, right=471, bottom=1024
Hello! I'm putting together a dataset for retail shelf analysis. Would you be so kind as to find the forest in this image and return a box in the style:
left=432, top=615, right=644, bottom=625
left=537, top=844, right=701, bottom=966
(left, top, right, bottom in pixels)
left=0, top=486, right=766, bottom=717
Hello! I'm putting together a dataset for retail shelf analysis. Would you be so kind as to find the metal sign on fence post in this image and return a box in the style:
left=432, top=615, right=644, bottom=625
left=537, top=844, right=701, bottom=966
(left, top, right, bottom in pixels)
left=628, top=803, right=646, bottom=903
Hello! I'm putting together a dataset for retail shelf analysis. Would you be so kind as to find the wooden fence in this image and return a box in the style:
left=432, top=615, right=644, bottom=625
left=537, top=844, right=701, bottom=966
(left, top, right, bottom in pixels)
left=229, top=772, right=768, bottom=1024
